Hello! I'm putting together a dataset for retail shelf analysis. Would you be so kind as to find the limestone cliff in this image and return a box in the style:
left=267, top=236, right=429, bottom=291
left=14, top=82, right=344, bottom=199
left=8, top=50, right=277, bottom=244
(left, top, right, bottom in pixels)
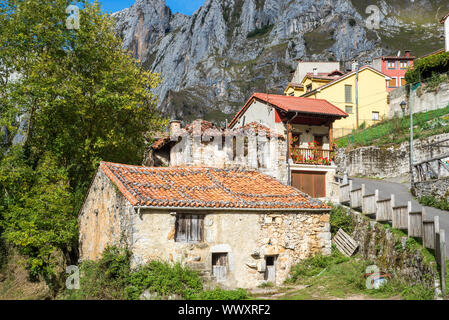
left=113, top=0, right=449, bottom=124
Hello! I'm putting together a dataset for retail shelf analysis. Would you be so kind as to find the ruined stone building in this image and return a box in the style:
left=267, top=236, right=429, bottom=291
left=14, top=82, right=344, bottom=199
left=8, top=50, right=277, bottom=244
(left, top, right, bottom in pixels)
left=79, top=162, right=331, bottom=288
left=147, top=119, right=289, bottom=185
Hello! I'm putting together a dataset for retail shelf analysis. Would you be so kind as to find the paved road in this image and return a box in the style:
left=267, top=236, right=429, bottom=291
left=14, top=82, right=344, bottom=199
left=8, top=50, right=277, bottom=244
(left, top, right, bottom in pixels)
left=350, top=177, right=449, bottom=256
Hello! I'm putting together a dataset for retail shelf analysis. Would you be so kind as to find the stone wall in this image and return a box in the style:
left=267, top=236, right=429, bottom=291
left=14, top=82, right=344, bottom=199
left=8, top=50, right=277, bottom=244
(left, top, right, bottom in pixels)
left=170, top=128, right=289, bottom=185
left=78, top=170, right=134, bottom=261
left=336, top=133, right=449, bottom=179
left=389, top=82, right=449, bottom=118
left=348, top=209, right=437, bottom=289
left=414, top=177, right=449, bottom=200
left=78, top=170, right=332, bottom=288
left=130, top=210, right=331, bottom=288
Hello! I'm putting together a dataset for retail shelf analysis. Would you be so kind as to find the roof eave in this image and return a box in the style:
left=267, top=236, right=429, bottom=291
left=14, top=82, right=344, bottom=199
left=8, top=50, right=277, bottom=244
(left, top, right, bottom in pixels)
left=133, top=205, right=331, bottom=213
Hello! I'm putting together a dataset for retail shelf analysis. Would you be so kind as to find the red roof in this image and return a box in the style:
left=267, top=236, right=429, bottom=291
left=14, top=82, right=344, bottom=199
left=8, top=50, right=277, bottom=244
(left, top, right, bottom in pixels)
left=229, top=93, right=348, bottom=128
left=99, top=162, right=329, bottom=210
left=305, top=70, right=344, bottom=81
left=441, top=12, right=449, bottom=24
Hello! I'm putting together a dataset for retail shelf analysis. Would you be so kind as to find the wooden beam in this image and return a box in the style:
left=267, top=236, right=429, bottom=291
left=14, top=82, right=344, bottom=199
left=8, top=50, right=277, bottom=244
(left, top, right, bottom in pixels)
left=288, top=123, right=293, bottom=160
left=329, top=121, right=334, bottom=151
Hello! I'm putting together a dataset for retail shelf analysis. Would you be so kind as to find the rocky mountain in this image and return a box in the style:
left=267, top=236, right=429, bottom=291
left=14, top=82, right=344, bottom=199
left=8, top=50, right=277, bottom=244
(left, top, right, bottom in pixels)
left=113, top=0, right=449, bottom=125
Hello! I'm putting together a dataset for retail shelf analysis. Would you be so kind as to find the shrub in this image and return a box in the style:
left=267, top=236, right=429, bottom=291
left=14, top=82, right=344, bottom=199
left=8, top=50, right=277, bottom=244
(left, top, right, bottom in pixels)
left=63, top=246, right=131, bottom=300
left=288, top=250, right=349, bottom=282
left=330, top=205, right=355, bottom=236
left=247, top=24, right=274, bottom=38
left=405, top=52, right=449, bottom=84
left=125, top=261, right=203, bottom=300
left=418, top=195, right=449, bottom=211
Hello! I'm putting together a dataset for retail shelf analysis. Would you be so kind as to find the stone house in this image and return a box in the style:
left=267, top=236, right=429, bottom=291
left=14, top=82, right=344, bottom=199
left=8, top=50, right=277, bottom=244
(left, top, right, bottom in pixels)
left=79, top=162, right=331, bottom=288
left=228, top=93, right=348, bottom=201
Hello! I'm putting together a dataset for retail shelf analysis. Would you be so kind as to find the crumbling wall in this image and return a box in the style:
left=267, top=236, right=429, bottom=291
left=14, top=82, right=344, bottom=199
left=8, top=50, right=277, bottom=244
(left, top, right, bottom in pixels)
left=78, top=170, right=134, bottom=261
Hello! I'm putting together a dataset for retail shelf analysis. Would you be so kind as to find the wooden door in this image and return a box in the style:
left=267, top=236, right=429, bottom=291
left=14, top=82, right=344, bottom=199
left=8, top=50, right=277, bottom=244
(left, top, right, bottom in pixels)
left=264, top=256, right=276, bottom=282
left=212, top=253, right=228, bottom=281
left=291, top=171, right=326, bottom=198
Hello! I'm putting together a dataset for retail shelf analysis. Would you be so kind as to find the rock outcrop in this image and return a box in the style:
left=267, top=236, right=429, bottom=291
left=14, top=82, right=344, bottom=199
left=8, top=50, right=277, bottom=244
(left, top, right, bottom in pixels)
left=113, top=0, right=448, bottom=124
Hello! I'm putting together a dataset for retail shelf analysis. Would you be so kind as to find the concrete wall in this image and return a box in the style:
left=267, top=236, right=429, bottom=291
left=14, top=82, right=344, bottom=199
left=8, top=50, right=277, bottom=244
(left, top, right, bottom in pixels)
left=78, top=170, right=134, bottom=261
left=291, top=61, right=340, bottom=84
left=130, top=210, right=331, bottom=288
left=303, top=68, right=389, bottom=139
left=389, top=82, right=449, bottom=118
left=233, top=100, right=285, bottom=135
left=335, top=133, right=449, bottom=179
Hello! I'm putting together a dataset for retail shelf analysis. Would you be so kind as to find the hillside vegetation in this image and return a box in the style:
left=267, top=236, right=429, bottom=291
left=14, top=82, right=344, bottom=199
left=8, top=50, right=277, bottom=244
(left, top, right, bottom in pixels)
left=337, top=105, right=449, bottom=148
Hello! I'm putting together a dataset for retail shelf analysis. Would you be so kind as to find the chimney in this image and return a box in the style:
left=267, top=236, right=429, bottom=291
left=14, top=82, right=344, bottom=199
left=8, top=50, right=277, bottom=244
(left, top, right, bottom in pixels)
left=352, top=61, right=359, bottom=72
left=313, top=67, right=318, bottom=76
left=405, top=50, right=411, bottom=57
left=170, top=120, right=181, bottom=135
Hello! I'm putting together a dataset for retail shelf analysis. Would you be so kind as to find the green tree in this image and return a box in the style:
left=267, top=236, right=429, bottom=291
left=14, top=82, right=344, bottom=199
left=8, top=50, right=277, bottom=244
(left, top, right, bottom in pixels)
left=0, top=0, right=166, bottom=290
left=0, top=149, right=77, bottom=292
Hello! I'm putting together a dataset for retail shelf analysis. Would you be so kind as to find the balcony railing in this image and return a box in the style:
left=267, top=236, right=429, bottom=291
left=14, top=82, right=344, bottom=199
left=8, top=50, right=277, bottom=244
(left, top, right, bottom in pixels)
left=290, top=147, right=334, bottom=166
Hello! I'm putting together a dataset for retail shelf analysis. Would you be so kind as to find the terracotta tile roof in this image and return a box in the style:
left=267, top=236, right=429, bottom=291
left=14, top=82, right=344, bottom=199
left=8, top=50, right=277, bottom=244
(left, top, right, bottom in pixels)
left=302, top=65, right=391, bottom=96
left=286, top=82, right=304, bottom=89
left=305, top=71, right=343, bottom=80
left=99, top=162, right=329, bottom=210
left=441, top=12, right=449, bottom=24
left=229, top=93, right=348, bottom=128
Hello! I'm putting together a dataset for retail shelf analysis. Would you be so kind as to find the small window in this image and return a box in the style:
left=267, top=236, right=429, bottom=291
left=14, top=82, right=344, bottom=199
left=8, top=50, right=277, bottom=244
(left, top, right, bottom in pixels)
left=345, top=85, right=352, bottom=103
left=387, top=61, right=396, bottom=69
left=345, top=106, right=353, bottom=114
left=388, top=77, right=397, bottom=88
left=400, top=77, right=406, bottom=87
left=306, top=84, right=312, bottom=92
left=372, top=112, right=380, bottom=121
left=212, top=253, right=228, bottom=281
left=175, top=214, right=204, bottom=243
left=400, top=61, right=408, bottom=69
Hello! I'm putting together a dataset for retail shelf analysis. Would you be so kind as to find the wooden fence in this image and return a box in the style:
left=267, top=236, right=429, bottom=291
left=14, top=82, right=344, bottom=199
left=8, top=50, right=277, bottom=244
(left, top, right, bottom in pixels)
left=339, top=181, right=447, bottom=295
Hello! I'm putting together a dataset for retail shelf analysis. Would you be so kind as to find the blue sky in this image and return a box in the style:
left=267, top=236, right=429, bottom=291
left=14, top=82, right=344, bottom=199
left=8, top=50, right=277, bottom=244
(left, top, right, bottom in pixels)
left=100, top=0, right=205, bottom=15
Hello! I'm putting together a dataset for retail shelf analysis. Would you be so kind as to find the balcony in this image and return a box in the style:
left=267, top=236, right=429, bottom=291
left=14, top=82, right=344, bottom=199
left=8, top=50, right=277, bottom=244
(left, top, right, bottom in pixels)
left=290, top=147, right=334, bottom=166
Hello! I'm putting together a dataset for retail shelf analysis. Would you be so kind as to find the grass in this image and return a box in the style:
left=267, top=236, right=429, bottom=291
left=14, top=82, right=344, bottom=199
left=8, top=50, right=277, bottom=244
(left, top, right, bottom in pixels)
left=418, top=195, right=449, bottom=212
left=281, top=249, right=435, bottom=300
left=247, top=24, right=274, bottom=39
left=337, top=105, right=449, bottom=148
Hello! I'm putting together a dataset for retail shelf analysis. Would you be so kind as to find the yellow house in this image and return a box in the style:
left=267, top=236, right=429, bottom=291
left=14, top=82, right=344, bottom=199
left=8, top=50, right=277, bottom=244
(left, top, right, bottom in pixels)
left=286, top=66, right=391, bottom=138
